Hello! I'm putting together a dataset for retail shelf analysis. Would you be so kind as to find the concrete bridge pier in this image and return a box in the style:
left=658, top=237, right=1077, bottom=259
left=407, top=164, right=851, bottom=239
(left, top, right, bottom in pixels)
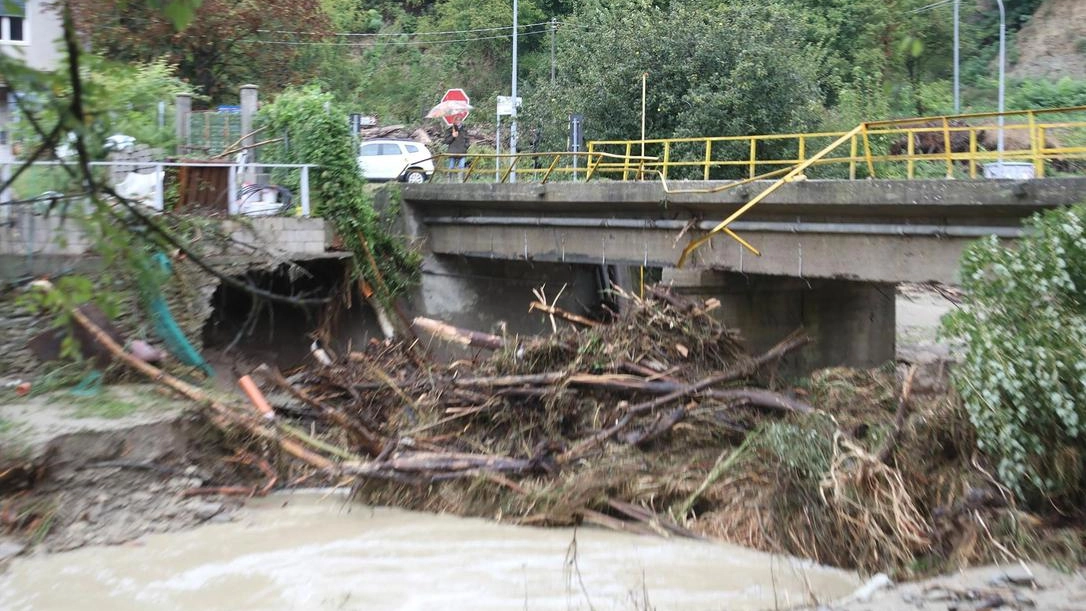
left=664, top=269, right=896, bottom=372
left=407, top=255, right=604, bottom=339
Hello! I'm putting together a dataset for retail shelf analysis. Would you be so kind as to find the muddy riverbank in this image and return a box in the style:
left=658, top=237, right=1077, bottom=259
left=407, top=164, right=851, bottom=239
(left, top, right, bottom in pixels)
left=0, top=385, right=250, bottom=554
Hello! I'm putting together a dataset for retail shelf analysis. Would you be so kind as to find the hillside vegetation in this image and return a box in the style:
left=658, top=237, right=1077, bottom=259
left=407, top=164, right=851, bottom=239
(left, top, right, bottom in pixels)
left=67, top=0, right=1086, bottom=145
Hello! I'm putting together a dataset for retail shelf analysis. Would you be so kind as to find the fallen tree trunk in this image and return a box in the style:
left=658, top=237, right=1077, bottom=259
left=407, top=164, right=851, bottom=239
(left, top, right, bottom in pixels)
left=63, top=300, right=339, bottom=472
left=413, top=316, right=505, bottom=350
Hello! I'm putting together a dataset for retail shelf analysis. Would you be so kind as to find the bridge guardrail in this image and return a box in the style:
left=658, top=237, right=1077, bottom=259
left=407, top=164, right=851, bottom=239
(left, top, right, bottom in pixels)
left=588, top=105, right=1086, bottom=181
left=430, top=150, right=656, bottom=183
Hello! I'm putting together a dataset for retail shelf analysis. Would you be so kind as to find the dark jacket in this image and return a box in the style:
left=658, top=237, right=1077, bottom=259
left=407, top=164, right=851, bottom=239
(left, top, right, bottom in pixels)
left=445, top=126, right=468, bottom=155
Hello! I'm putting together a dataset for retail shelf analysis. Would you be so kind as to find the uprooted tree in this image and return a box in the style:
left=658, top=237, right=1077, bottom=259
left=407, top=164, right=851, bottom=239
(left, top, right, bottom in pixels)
left=943, top=203, right=1086, bottom=509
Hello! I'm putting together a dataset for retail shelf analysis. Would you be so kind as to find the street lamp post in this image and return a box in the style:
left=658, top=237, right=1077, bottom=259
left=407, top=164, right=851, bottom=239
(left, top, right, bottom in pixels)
left=996, top=0, right=1006, bottom=159
left=510, top=0, right=519, bottom=183
left=953, top=0, right=960, bottom=113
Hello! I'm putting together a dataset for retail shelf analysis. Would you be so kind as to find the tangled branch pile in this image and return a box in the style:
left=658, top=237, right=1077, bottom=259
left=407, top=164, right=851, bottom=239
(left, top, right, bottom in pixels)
left=58, top=283, right=1076, bottom=576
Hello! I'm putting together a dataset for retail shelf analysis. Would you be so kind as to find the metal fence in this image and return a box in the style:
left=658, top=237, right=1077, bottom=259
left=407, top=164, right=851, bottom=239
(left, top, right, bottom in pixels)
left=1, top=160, right=317, bottom=218
left=185, top=110, right=243, bottom=155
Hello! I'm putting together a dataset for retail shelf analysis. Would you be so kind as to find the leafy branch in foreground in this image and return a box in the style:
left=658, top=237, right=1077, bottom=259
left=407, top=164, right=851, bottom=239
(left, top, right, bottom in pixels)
left=942, top=204, right=1086, bottom=507
left=2, top=1, right=334, bottom=373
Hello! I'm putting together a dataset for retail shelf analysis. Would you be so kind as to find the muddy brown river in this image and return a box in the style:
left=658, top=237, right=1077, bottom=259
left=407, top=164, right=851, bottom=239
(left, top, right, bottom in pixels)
left=0, top=493, right=860, bottom=610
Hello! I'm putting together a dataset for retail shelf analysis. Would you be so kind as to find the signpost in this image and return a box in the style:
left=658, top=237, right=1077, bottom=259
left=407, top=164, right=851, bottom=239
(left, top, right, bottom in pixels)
left=496, top=96, right=521, bottom=180
left=440, top=88, right=471, bottom=126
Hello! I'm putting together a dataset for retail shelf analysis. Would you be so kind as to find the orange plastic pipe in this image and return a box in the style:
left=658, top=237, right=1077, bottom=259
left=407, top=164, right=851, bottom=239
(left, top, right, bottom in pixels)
left=238, top=375, right=275, bottom=420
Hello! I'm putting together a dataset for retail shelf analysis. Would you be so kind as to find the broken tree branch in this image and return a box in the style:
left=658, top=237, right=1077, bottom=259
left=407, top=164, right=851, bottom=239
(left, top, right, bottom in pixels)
left=528, top=301, right=600, bottom=327
left=558, top=330, right=810, bottom=463
left=254, top=364, right=385, bottom=457
left=877, top=364, right=918, bottom=464
left=43, top=281, right=339, bottom=472
left=413, top=316, right=505, bottom=350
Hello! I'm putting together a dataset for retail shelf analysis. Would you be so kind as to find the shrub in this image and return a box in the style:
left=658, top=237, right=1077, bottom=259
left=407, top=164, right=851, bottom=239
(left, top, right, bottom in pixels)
left=942, top=204, right=1086, bottom=505
left=258, top=86, right=420, bottom=297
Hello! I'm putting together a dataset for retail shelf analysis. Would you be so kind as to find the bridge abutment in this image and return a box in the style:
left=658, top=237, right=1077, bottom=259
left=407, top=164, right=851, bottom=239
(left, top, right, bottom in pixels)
left=665, top=270, right=896, bottom=372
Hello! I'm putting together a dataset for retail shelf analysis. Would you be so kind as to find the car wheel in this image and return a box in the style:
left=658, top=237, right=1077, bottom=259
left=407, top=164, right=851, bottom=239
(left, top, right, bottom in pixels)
left=404, top=170, right=427, bottom=184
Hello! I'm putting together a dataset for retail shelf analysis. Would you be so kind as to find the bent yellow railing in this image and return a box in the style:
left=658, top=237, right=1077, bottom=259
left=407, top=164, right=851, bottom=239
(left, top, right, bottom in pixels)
left=676, top=125, right=865, bottom=266
left=598, top=106, right=1086, bottom=265
left=588, top=105, right=1086, bottom=181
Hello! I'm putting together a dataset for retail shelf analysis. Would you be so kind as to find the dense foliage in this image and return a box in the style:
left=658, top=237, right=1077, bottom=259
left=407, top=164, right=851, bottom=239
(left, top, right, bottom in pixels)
left=257, top=87, right=421, bottom=297
left=63, top=0, right=1086, bottom=133
left=523, top=0, right=827, bottom=152
left=942, top=204, right=1086, bottom=507
left=9, top=57, right=195, bottom=157
left=71, top=0, right=330, bottom=101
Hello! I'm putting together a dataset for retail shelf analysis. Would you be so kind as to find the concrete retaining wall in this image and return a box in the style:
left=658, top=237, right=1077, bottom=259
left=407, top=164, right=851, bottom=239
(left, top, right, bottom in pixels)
left=0, top=208, right=331, bottom=259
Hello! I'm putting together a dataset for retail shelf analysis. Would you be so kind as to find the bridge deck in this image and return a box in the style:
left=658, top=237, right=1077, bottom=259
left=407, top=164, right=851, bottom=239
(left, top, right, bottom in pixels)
left=404, top=178, right=1086, bottom=284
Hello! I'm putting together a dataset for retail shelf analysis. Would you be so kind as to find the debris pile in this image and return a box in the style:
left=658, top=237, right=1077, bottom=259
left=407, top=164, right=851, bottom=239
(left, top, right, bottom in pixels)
left=38, top=282, right=1075, bottom=576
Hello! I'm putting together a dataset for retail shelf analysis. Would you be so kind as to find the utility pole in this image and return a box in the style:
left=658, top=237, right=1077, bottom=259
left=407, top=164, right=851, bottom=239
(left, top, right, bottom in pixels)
left=510, top=0, right=519, bottom=183
left=953, top=0, right=960, bottom=113
left=550, top=17, right=557, bottom=85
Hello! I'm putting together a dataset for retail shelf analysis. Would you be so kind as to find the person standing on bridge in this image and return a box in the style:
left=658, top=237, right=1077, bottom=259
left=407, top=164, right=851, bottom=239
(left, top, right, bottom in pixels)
left=445, top=121, right=469, bottom=176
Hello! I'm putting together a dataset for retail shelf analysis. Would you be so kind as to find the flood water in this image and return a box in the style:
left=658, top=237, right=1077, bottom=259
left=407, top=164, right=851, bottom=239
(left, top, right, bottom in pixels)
left=1, top=493, right=860, bottom=610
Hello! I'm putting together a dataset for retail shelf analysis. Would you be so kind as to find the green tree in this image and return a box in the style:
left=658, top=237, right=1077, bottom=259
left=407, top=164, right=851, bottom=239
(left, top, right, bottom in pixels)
left=10, top=56, right=196, bottom=157
left=70, top=0, right=331, bottom=101
left=525, top=0, right=827, bottom=167
left=942, top=204, right=1086, bottom=507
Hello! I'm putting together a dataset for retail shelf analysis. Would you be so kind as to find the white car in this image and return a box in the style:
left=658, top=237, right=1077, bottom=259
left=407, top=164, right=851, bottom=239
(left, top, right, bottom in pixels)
left=357, top=139, right=435, bottom=183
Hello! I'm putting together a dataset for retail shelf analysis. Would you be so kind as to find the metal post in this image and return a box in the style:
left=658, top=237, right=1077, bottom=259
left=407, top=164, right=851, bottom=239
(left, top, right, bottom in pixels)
left=550, top=17, right=557, bottom=85
left=154, top=163, right=165, bottom=212
left=495, top=114, right=502, bottom=181
left=300, top=166, right=311, bottom=217
left=641, top=72, right=647, bottom=161
left=510, top=0, right=519, bottom=183
left=996, top=0, right=1006, bottom=160
left=953, top=0, right=960, bottom=114
left=227, top=161, right=237, bottom=215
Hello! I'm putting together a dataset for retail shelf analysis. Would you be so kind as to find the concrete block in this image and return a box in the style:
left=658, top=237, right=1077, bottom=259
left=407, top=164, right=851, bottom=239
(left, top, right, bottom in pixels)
left=252, top=217, right=284, bottom=231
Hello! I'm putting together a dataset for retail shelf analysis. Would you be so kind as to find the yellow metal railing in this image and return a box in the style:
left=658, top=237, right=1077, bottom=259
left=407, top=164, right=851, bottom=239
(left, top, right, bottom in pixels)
left=588, top=105, right=1086, bottom=181
left=431, top=151, right=654, bottom=183
left=589, top=107, right=1086, bottom=265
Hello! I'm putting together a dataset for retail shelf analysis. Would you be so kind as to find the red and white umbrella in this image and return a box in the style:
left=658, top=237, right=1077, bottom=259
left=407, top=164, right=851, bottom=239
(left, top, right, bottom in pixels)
left=425, top=99, right=473, bottom=119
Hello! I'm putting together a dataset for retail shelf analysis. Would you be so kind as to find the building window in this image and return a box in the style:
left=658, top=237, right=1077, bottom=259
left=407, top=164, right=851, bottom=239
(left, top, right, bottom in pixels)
left=1, top=0, right=27, bottom=43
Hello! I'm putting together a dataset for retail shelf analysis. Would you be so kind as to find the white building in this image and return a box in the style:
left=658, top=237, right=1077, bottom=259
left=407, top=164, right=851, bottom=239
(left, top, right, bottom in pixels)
left=1, top=0, right=63, bottom=72
left=2, top=0, right=63, bottom=203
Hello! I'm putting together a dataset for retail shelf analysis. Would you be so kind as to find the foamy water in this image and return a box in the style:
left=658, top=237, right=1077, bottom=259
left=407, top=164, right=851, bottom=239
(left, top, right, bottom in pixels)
left=0, top=493, right=860, bottom=610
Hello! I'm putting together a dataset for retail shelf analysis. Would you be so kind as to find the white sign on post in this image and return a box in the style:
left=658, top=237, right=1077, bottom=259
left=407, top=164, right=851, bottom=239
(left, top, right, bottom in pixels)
left=496, top=96, right=522, bottom=117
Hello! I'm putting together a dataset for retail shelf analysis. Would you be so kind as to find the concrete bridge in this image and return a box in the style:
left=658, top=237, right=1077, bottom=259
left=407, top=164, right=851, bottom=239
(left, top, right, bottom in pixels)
left=400, top=178, right=1086, bottom=371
